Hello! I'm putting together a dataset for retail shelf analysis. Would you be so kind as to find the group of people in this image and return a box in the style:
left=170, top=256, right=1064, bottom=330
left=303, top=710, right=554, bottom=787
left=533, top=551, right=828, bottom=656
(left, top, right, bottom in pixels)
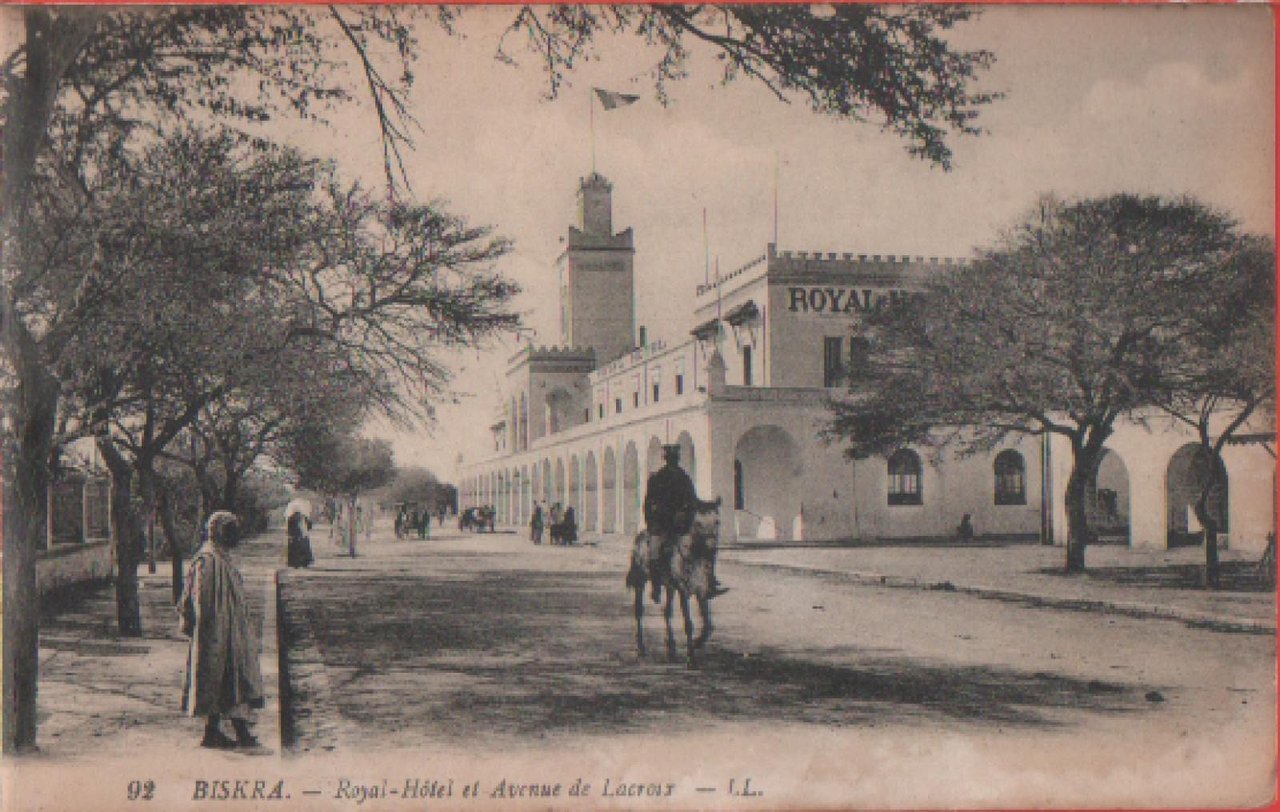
left=394, top=504, right=439, bottom=540
left=529, top=502, right=577, bottom=545
left=460, top=505, right=497, bottom=532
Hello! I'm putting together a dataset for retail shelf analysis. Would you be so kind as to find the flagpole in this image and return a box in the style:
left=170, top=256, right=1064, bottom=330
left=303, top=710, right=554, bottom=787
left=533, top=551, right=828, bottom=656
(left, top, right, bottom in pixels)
left=703, top=208, right=710, bottom=286
left=589, top=89, right=596, bottom=174
left=773, top=152, right=780, bottom=246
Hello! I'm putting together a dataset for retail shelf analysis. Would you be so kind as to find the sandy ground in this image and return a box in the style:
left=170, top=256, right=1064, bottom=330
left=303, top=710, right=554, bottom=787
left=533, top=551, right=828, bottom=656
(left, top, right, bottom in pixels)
left=9, top=526, right=1274, bottom=811
left=276, top=530, right=1276, bottom=808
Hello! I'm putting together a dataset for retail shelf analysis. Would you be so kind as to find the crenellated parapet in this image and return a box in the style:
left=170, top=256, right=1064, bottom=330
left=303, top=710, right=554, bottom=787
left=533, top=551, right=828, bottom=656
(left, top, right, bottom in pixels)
left=697, top=242, right=968, bottom=298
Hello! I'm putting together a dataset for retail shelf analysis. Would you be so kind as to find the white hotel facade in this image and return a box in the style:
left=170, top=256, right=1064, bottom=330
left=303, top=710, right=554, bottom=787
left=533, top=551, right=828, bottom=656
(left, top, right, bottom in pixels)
left=458, top=173, right=1274, bottom=553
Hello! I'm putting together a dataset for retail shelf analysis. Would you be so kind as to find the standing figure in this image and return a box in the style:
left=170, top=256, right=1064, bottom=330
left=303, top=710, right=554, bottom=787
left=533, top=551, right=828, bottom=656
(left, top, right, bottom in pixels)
left=285, top=510, right=314, bottom=568
left=179, top=511, right=265, bottom=749
left=644, top=445, right=728, bottom=601
left=548, top=503, right=562, bottom=543
left=560, top=506, right=578, bottom=545
left=419, top=509, right=431, bottom=540
left=530, top=503, right=544, bottom=544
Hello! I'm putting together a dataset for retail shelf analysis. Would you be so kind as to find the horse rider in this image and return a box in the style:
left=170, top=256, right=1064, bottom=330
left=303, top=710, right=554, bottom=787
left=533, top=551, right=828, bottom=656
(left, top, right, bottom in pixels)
left=643, top=444, right=728, bottom=602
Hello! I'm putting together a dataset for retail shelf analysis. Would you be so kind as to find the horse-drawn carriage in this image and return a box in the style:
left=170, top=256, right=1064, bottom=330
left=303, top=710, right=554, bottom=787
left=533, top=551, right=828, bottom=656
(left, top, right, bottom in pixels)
left=459, top=506, right=495, bottom=533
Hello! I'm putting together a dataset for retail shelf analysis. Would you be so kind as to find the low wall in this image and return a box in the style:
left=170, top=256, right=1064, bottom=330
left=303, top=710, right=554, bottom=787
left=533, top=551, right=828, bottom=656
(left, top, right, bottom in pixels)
left=38, top=541, right=113, bottom=594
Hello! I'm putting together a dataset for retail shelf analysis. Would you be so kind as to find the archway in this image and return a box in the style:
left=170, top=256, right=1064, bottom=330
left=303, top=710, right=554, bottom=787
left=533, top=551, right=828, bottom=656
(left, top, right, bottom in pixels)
left=1166, top=443, right=1228, bottom=546
left=584, top=451, right=599, bottom=531
left=520, top=465, right=530, bottom=526
left=677, top=430, right=697, bottom=484
left=530, top=464, right=541, bottom=515
left=503, top=471, right=512, bottom=525
left=568, top=454, right=581, bottom=522
left=554, top=458, right=566, bottom=507
left=646, top=436, right=664, bottom=474
left=1087, top=448, right=1131, bottom=545
left=623, top=441, right=640, bottom=534
left=734, top=425, right=802, bottom=540
left=602, top=447, right=618, bottom=533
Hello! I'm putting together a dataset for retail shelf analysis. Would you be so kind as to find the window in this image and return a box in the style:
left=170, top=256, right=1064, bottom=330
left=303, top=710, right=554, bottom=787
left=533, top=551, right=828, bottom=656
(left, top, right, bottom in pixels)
left=823, top=336, right=844, bottom=387
left=734, top=460, right=745, bottom=510
left=887, top=449, right=923, bottom=506
left=652, top=383, right=660, bottom=402
left=598, top=404, right=604, bottom=419
left=584, top=408, right=590, bottom=423
left=633, top=391, right=640, bottom=408
left=742, top=345, right=753, bottom=386
left=994, top=450, right=1027, bottom=505
left=675, top=374, right=685, bottom=395
left=615, top=397, right=622, bottom=414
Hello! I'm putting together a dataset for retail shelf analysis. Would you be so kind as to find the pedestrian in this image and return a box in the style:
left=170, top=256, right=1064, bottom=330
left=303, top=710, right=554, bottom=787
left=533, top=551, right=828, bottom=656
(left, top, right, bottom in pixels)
left=530, top=503, right=544, bottom=544
left=956, top=513, right=975, bottom=542
left=285, top=510, right=314, bottom=568
left=560, top=506, right=578, bottom=545
left=420, top=509, right=431, bottom=540
left=178, top=511, right=265, bottom=750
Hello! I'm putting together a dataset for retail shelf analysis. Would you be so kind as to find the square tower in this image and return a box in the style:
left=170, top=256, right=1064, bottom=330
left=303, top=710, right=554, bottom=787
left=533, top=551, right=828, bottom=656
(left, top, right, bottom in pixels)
left=557, top=173, right=636, bottom=366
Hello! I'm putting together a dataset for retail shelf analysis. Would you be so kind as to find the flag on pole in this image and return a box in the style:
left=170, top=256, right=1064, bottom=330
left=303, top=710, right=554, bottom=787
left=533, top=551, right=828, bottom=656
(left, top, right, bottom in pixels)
left=593, top=88, right=640, bottom=111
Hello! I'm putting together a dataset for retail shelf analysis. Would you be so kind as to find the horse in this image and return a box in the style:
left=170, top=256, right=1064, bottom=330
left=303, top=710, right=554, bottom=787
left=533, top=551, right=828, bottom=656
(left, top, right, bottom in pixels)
left=625, top=498, right=721, bottom=668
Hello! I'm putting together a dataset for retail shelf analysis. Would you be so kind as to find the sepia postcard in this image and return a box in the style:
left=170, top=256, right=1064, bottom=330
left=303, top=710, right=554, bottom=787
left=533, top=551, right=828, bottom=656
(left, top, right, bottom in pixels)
left=1, top=4, right=1275, bottom=811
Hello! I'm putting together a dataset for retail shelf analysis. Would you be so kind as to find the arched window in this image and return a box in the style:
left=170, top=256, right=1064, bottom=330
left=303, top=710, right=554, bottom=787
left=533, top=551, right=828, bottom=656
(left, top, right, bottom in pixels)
left=887, top=449, right=922, bottom=506
left=994, top=450, right=1026, bottom=505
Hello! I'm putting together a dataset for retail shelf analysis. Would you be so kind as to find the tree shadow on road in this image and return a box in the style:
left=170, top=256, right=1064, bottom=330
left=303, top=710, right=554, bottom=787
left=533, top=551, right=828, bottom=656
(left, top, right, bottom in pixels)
left=283, top=569, right=1153, bottom=749
left=1036, top=562, right=1274, bottom=593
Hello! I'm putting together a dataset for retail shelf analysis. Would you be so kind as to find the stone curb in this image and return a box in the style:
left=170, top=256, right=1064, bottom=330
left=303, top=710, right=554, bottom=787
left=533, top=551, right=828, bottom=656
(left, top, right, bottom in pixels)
left=725, top=559, right=1277, bottom=637
left=276, top=571, right=357, bottom=754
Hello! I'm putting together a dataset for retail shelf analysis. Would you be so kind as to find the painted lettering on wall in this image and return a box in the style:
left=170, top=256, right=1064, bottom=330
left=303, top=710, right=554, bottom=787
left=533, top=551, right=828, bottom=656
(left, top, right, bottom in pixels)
left=786, top=286, right=912, bottom=314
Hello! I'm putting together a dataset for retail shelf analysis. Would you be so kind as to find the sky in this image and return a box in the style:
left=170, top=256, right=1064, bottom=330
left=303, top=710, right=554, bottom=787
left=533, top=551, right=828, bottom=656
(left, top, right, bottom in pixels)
left=295, top=5, right=1274, bottom=481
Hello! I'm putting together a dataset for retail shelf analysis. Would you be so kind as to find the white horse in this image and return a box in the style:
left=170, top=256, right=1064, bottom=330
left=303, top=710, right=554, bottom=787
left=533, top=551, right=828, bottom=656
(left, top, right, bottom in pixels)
left=625, top=499, right=721, bottom=667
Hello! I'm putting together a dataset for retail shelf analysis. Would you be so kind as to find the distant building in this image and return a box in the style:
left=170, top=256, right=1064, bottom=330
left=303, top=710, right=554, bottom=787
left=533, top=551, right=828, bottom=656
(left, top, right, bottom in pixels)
left=459, top=173, right=1274, bottom=552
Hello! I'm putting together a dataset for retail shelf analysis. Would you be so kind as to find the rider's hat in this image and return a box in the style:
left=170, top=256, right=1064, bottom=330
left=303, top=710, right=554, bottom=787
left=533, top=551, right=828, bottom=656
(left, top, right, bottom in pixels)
left=661, top=444, right=681, bottom=461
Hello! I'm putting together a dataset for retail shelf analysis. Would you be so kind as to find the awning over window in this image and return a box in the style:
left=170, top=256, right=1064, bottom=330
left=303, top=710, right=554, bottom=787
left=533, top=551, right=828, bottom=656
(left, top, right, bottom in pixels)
left=724, top=299, right=759, bottom=326
left=690, top=318, right=721, bottom=340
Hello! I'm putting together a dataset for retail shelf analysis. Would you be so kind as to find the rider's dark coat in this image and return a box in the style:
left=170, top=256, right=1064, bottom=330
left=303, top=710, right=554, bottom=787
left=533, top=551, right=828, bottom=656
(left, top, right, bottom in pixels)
left=644, top=462, right=697, bottom=535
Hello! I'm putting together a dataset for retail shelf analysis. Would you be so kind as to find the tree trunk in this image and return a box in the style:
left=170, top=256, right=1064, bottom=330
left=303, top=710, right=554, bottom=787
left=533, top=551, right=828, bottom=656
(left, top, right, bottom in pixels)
left=1063, top=438, right=1105, bottom=575
left=221, top=469, right=241, bottom=513
left=1195, top=467, right=1223, bottom=589
left=97, top=438, right=143, bottom=636
left=1063, top=467, right=1089, bottom=573
left=1, top=362, right=59, bottom=753
left=2, top=8, right=104, bottom=754
left=156, top=486, right=185, bottom=602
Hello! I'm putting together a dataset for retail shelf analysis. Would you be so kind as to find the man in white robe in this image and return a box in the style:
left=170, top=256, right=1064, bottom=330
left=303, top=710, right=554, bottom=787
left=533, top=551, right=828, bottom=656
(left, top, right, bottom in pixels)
left=179, top=511, right=264, bottom=748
